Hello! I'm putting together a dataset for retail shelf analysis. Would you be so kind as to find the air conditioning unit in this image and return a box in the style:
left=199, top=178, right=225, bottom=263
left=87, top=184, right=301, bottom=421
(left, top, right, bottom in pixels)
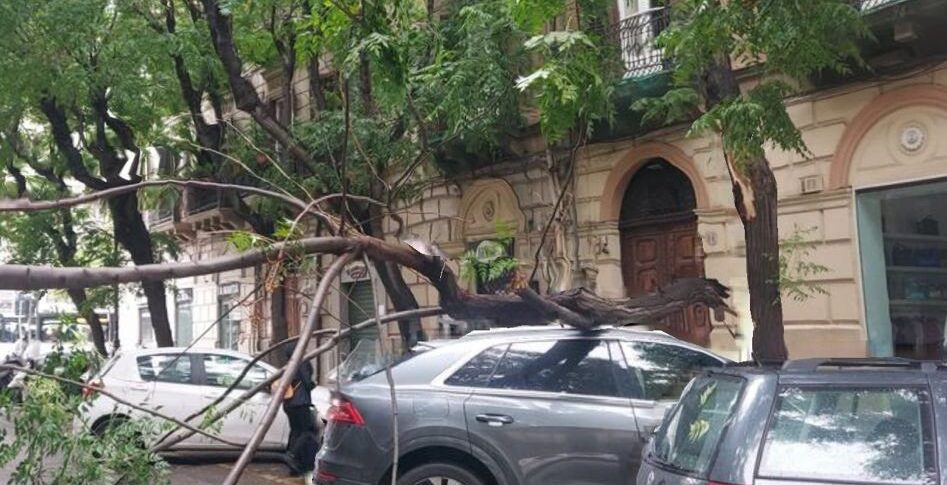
left=800, top=175, right=824, bottom=194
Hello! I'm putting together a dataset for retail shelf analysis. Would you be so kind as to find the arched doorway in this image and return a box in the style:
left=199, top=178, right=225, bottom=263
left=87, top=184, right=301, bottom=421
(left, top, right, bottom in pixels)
left=620, top=159, right=710, bottom=346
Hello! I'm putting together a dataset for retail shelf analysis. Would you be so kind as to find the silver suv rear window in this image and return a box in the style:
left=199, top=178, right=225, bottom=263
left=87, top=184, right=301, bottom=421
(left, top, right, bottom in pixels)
left=758, top=386, right=936, bottom=484
left=650, top=375, right=743, bottom=476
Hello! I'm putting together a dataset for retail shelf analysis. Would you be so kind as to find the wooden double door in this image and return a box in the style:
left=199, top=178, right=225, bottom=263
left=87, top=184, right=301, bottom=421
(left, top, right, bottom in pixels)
left=620, top=214, right=710, bottom=346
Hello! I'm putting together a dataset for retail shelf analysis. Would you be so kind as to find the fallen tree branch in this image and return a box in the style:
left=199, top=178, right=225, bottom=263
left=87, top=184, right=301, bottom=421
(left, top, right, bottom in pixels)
left=366, top=255, right=400, bottom=485
left=152, top=307, right=445, bottom=451
left=0, top=365, right=242, bottom=448
left=0, top=236, right=353, bottom=289
left=547, top=278, right=735, bottom=325
left=223, top=251, right=357, bottom=484
left=0, top=234, right=731, bottom=327
left=517, top=287, right=594, bottom=330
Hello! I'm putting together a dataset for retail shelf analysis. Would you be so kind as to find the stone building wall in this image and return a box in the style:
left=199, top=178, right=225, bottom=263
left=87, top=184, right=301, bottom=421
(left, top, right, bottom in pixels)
left=392, top=62, right=947, bottom=360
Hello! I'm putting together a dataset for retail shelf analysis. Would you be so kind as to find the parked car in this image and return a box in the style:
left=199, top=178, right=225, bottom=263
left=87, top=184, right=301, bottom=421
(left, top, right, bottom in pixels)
left=316, top=326, right=729, bottom=485
left=80, top=347, right=325, bottom=452
left=637, top=358, right=945, bottom=485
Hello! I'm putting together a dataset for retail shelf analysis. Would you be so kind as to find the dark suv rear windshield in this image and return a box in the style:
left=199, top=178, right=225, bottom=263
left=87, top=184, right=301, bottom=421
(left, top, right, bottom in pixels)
left=758, top=386, right=936, bottom=484
left=650, top=374, right=743, bottom=476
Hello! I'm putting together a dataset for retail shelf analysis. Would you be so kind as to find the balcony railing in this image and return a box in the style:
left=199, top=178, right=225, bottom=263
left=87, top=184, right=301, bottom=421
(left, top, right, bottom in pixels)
left=613, top=7, right=671, bottom=79
left=148, top=200, right=174, bottom=225
left=187, top=188, right=225, bottom=215
left=855, top=0, right=903, bottom=11
left=608, top=0, right=905, bottom=79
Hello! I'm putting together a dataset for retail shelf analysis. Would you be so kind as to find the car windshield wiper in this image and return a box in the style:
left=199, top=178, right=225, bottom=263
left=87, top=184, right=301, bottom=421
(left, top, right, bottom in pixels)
left=648, top=452, right=693, bottom=476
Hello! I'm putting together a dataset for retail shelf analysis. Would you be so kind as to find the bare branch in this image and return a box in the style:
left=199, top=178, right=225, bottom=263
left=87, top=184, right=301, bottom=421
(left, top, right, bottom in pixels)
left=0, top=236, right=353, bottom=289
left=199, top=0, right=315, bottom=167
left=365, top=255, right=400, bottom=485
left=0, top=178, right=382, bottom=222
left=223, top=251, right=358, bottom=484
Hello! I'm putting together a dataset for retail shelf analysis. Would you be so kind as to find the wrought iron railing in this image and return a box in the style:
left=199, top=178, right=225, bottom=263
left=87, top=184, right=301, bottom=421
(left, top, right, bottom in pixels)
left=608, top=0, right=903, bottom=79
left=854, top=0, right=902, bottom=11
left=613, top=7, right=671, bottom=78
left=187, top=188, right=224, bottom=215
left=148, top=200, right=174, bottom=225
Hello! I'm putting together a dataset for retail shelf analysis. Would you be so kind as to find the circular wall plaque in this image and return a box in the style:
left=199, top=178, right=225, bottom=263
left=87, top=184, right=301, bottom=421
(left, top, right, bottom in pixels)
left=900, top=124, right=926, bottom=153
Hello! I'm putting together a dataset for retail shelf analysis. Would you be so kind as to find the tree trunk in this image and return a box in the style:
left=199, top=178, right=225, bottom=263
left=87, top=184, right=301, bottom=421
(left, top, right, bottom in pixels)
left=738, top=159, right=787, bottom=360
left=358, top=53, right=376, bottom=115
left=365, top=203, right=426, bottom=349
left=270, top=280, right=289, bottom=366
left=109, top=193, right=174, bottom=347
left=66, top=289, right=107, bottom=356
left=700, top=59, right=788, bottom=361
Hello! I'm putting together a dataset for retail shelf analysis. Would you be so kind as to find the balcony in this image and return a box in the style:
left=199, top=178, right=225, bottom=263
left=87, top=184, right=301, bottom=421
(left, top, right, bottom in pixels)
left=815, top=0, right=947, bottom=86
left=147, top=187, right=242, bottom=240
left=187, top=188, right=226, bottom=215
left=856, top=0, right=906, bottom=10
left=611, top=7, right=670, bottom=79
left=147, top=200, right=175, bottom=227
left=609, top=1, right=908, bottom=80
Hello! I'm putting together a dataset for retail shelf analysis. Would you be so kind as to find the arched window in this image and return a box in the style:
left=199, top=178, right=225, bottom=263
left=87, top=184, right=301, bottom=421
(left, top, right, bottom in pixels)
left=619, top=159, right=697, bottom=226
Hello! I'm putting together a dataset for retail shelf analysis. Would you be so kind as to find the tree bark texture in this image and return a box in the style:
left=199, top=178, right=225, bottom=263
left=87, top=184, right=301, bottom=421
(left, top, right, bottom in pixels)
left=269, top=280, right=289, bottom=366
left=199, top=0, right=313, bottom=167
left=109, top=193, right=174, bottom=347
left=700, top=59, right=787, bottom=360
left=366, top=203, right=425, bottom=348
left=736, top=158, right=787, bottom=360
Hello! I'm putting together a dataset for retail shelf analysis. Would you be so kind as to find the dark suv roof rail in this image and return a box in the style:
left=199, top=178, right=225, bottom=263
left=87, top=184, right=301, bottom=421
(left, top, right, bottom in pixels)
left=725, top=359, right=784, bottom=368
left=782, top=357, right=940, bottom=372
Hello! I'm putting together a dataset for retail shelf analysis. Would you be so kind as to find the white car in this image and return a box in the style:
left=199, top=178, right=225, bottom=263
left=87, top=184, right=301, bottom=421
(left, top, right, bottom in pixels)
left=81, top=347, right=324, bottom=452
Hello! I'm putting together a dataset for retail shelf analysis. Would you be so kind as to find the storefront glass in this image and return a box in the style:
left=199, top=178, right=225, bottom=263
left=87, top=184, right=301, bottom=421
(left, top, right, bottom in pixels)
left=858, top=179, right=947, bottom=359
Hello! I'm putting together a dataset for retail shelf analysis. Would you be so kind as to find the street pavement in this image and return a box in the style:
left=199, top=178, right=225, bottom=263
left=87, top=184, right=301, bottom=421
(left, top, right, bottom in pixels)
left=0, top=419, right=307, bottom=484
left=166, top=455, right=307, bottom=485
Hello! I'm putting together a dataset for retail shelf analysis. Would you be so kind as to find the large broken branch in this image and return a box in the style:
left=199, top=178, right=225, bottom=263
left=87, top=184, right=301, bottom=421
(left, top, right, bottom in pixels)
left=0, top=234, right=731, bottom=326
left=0, top=178, right=732, bottom=326
left=223, top=251, right=356, bottom=484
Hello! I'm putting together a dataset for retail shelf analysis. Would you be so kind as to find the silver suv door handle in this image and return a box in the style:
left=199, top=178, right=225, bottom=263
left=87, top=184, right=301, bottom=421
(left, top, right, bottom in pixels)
left=475, top=414, right=514, bottom=426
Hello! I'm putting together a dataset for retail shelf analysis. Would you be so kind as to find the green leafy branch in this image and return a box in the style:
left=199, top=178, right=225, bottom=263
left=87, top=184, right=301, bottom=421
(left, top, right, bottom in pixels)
left=459, top=221, right=521, bottom=293
left=779, top=225, right=830, bottom=302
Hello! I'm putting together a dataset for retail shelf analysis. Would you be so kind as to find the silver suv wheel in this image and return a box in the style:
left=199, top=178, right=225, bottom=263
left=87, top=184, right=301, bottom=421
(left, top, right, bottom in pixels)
left=396, top=462, right=486, bottom=485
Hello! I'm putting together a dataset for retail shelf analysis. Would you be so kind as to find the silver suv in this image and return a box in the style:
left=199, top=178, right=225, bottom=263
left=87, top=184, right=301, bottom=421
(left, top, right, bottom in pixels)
left=638, top=358, right=944, bottom=485
left=315, top=326, right=727, bottom=485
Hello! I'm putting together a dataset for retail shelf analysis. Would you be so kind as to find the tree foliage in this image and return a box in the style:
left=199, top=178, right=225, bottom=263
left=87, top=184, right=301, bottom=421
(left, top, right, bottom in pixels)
left=0, top=354, right=168, bottom=485
left=637, top=0, right=869, bottom=165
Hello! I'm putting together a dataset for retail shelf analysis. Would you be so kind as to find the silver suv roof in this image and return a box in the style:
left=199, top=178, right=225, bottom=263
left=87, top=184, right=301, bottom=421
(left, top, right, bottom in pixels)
left=462, top=325, right=674, bottom=341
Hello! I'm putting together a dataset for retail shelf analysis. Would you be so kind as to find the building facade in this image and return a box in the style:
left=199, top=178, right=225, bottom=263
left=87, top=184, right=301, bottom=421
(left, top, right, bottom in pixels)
left=123, top=0, right=947, bottom=369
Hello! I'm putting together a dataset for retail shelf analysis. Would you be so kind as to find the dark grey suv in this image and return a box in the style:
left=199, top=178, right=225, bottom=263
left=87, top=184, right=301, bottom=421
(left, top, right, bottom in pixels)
left=638, top=358, right=945, bottom=485
left=315, top=326, right=727, bottom=485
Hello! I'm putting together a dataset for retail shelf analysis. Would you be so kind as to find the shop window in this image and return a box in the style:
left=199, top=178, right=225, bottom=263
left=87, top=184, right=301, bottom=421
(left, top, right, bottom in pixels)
left=858, top=179, right=947, bottom=359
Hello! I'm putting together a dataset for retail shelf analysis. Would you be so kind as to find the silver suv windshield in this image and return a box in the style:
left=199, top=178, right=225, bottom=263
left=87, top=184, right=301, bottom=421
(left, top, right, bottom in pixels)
left=337, top=339, right=385, bottom=383
left=650, top=374, right=743, bottom=476
left=335, top=339, right=434, bottom=383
